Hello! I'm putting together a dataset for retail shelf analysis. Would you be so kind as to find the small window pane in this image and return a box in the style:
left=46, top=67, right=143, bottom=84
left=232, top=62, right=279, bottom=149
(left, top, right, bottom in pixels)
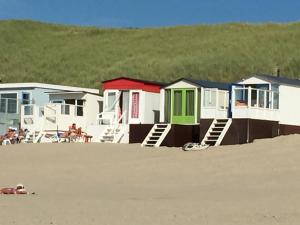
left=0, top=98, right=6, bottom=113
left=173, top=91, right=182, bottom=116
left=107, top=92, right=116, bottom=112
left=258, top=90, right=265, bottom=108
left=76, top=106, right=83, bottom=116
left=186, top=90, right=194, bottom=116
left=7, top=99, right=17, bottom=113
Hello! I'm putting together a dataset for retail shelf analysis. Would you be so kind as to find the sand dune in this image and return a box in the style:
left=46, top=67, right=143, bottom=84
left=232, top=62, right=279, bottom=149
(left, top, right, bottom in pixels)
left=1, top=135, right=300, bottom=225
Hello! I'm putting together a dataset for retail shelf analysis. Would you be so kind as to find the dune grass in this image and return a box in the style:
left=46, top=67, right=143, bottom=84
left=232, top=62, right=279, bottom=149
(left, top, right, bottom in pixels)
left=0, top=20, right=300, bottom=88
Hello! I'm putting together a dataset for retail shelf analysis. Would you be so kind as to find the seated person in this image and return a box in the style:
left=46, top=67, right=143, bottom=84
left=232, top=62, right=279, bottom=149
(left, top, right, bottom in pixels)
left=0, top=184, right=28, bottom=194
left=1, top=128, right=18, bottom=145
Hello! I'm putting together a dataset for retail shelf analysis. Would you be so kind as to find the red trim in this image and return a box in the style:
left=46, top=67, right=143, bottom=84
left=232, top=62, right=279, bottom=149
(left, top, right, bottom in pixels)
left=102, top=78, right=161, bottom=93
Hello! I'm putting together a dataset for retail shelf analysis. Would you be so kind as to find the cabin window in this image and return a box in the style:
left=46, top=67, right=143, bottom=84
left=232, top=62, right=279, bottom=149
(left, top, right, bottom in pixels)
left=0, top=93, right=17, bottom=114
left=203, top=89, right=216, bottom=107
left=173, top=90, right=182, bottom=116
left=234, top=89, right=248, bottom=106
left=98, top=101, right=103, bottom=113
left=107, top=92, right=116, bottom=112
left=131, top=92, right=139, bottom=118
left=186, top=90, right=194, bottom=116
left=164, top=89, right=171, bottom=123
left=258, top=90, right=265, bottom=108
left=22, top=93, right=31, bottom=105
left=273, top=92, right=279, bottom=109
left=61, top=105, right=70, bottom=115
left=76, top=100, right=84, bottom=116
left=218, top=91, right=227, bottom=109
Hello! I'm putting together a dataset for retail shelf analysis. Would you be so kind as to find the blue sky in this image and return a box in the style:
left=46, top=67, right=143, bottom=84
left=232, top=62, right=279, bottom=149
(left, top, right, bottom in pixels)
left=0, top=0, right=299, bottom=27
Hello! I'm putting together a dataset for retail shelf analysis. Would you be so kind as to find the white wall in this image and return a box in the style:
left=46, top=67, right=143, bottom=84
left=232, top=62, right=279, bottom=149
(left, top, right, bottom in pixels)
left=279, top=85, right=300, bottom=126
left=239, top=77, right=270, bottom=85
left=142, top=91, right=161, bottom=124
left=103, top=89, right=160, bottom=124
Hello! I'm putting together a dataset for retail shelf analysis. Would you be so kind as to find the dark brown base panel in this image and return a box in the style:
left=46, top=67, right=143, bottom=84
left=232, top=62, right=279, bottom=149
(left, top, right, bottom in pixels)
left=279, top=124, right=300, bottom=135
left=221, top=119, right=279, bottom=145
left=129, top=120, right=300, bottom=147
left=129, top=124, right=200, bottom=147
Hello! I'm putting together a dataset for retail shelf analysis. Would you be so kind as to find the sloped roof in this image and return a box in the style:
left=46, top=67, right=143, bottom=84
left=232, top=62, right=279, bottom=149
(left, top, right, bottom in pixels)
left=164, top=77, right=230, bottom=90
left=0, top=82, right=99, bottom=94
left=252, top=74, right=300, bottom=87
left=102, top=76, right=165, bottom=86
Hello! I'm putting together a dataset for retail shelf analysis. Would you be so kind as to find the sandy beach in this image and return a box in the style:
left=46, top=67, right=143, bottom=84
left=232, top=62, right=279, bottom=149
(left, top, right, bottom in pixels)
left=1, top=135, right=300, bottom=225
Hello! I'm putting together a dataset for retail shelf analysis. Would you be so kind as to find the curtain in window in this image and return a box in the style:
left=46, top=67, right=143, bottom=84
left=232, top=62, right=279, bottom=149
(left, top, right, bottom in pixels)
left=131, top=92, right=139, bottom=118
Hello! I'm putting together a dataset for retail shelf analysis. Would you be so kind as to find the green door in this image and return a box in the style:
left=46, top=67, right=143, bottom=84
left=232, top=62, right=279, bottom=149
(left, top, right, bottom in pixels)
left=171, top=89, right=196, bottom=124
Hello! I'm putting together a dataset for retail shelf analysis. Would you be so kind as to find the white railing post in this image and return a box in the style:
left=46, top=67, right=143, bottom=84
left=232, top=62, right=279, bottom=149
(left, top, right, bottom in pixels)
left=247, top=87, right=251, bottom=108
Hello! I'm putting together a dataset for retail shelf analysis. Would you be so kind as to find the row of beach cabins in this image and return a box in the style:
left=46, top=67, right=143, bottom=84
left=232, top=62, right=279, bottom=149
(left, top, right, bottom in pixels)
left=0, top=73, right=300, bottom=147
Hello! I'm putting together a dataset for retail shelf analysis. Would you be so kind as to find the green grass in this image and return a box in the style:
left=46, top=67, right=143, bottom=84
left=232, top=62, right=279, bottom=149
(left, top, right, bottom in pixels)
left=0, top=20, right=300, bottom=89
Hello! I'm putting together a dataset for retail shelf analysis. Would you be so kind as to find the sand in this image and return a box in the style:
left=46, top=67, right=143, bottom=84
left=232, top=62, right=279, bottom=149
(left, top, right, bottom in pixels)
left=1, top=135, right=300, bottom=225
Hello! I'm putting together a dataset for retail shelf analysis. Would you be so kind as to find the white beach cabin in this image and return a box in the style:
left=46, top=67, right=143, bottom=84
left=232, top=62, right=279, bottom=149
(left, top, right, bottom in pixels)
left=21, top=91, right=103, bottom=135
left=231, top=74, right=300, bottom=132
left=0, top=82, right=100, bottom=135
left=94, top=77, right=163, bottom=143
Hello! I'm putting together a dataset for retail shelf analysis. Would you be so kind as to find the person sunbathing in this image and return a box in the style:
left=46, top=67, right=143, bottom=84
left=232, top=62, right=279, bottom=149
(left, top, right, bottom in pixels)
left=0, top=184, right=29, bottom=194
left=0, top=128, right=18, bottom=145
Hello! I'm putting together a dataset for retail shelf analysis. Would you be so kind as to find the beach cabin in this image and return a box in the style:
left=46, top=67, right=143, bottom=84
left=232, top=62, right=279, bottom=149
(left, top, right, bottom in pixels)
left=0, top=82, right=100, bottom=135
left=21, top=90, right=103, bottom=134
left=95, top=77, right=163, bottom=143
left=136, top=78, right=231, bottom=147
left=230, top=74, right=300, bottom=137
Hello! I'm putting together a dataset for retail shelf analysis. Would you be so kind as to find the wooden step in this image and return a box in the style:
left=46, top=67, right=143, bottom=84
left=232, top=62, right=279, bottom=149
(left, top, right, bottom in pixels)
left=156, top=124, right=168, bottom=128
left=205, top=140, right=217, bottom=145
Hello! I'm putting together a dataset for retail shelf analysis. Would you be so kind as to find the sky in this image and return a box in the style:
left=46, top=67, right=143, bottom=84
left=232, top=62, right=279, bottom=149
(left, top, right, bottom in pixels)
left=0, top=0, right=299, bottom=27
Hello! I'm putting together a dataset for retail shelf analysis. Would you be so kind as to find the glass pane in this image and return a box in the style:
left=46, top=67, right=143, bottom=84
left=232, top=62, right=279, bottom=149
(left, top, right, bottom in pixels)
left=0, top=98, right=6, bottom=113
left=211, top=90, right=216, bottom=106
left=24, top=105, right=33, bottom=115
left=258, top=90, right=265, bottom=108
left=65, top=99, right=75, bottom=105
left=164, top=90, right=171, bottom=122
left=273, top=92, right=279, bottom=109
left=107, top=92, right=116, bottom=112
left=203, top=89, right=216, bottom=107
left=218, top=91, right=226, bottom=109
left=61, top=105, right=70, bottom=115
left=235, top=89, right=248, bottom=106
left=173, top=91, right=182, bottom=116
left=251, top=89, right=257, bottom=107
left=76, top=106, right=83, bottom=116
left=186, top=90, right=194, bottom=116
left=77, top=100, right=84, bottom=106
left=22, top=93, right=30, bottom=104
left=266, top=91, right=270, bottom=108
left=1, top=93, right=17, bottom=99
left=7, top=99, right=17, bottom=113
left=203, top=90, right=210, bottom=107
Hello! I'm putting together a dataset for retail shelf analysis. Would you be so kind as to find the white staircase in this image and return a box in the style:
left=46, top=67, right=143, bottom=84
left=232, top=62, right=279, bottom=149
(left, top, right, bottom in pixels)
left=99, top=110, right=128, bottom=144
left=201, top=119, right=232, bottom=146
left=100, top=126, right=123, bottom=143
left=141, top=124, right=171, bottom=147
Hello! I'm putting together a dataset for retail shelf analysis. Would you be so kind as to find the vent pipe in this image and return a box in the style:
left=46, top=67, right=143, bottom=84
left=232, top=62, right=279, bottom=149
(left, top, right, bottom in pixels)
left=274, top=67, right=280, bottom=77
